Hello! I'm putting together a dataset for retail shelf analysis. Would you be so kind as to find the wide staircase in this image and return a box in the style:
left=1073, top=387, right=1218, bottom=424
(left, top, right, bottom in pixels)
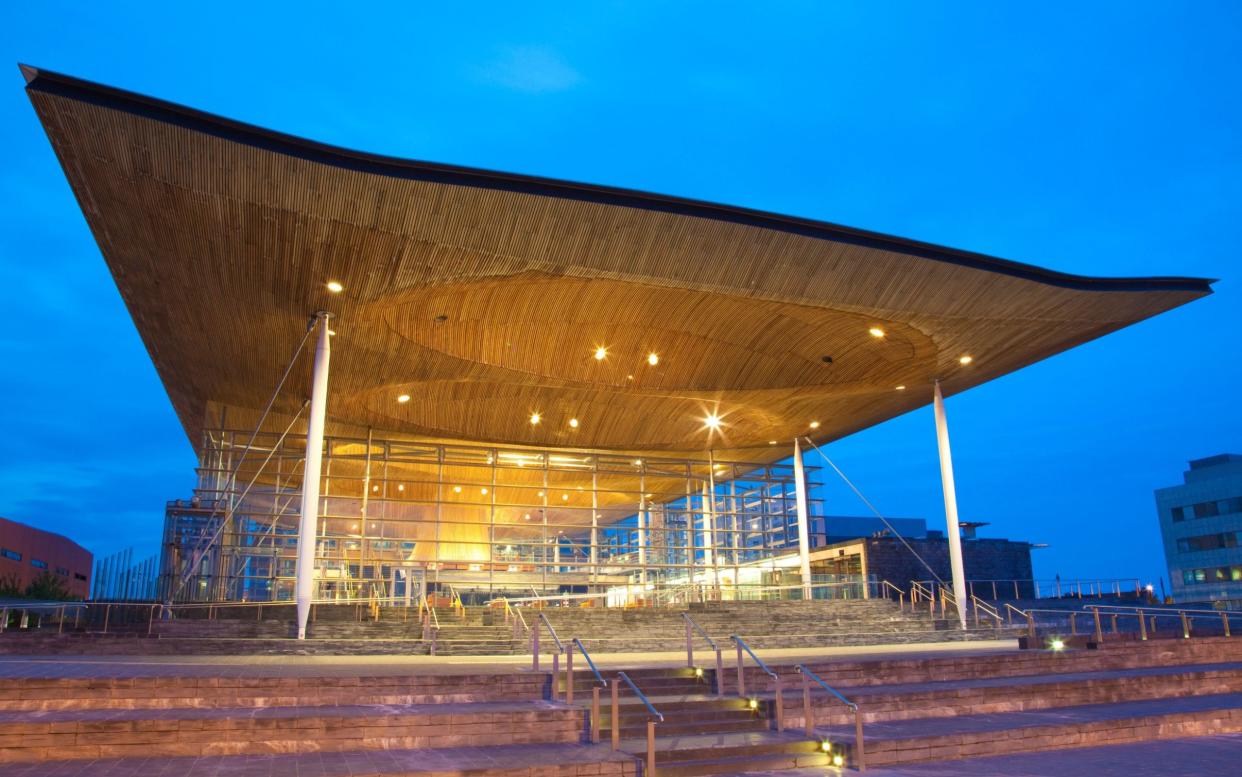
left=0, top=597, right=1016, bottom=656
left=538, top=598, right=1007, bottom=653
left=3, top=638, right=1242, bottom=774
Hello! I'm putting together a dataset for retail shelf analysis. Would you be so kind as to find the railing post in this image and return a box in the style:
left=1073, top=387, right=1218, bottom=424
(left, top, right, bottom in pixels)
left=1223, top=612, right=1232, bottom=638
left=551, top=651, right=560, bottom=700
left=736, top=642, right=746, bottom=698
left=103, top=604, right=111, bottom=634
left=1092, top=607, right=1103, bottom=644
left=715, top=648, right=725, bottom=695
left=991, top=581, right=998, bottom=600
left=0, top=607, right=7, bottom=633
left=1181, top=611, right=1190, bottom=639
left=611, top=678, right=620, bottom=750
left=565, top=642, right=574, bottom=705
left=773, top=675, right=784, bottom=731
left=685, top=619, right=694, bottom=668
left=854, top=708, right=867, bottom=772
left=1111, top=614, right=1119, bottom=634
left=802, top=672, right=813, bottom=737
left=591, top=686, right=601, bottom=743
left=429, top=628, right=437, bottom=656
left=647, top=720, right=657, bottom=777
left=1138, top=609, right=1147, bottom=641
left=532, top=626, right=540, bottom=671
left=1070, top=612, right=1077, bottom=636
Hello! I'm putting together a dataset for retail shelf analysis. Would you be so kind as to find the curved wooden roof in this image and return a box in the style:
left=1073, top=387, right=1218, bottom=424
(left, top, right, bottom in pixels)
left=23, top=65, right=1213, bottom=455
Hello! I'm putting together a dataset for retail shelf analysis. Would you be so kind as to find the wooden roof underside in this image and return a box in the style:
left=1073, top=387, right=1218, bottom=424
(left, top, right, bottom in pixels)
left=23, top=66, right=1213, bottom=461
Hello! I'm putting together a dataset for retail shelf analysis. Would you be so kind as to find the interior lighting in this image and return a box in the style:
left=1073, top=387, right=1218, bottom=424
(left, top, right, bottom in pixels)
left=768, top=440, right=777, bottom=445
left=481, top=488, right=489, bottom=495
left=959, top=355, right=973, bottom=365
left=326, top=280, right=344, bottom=293
left=633, top=459, right=643, bottom=467
left=569, top=418, right=579, bottom=428
left=594, top=346, right=607, bottom=361
left=397, top=484, right=405, bottom=492
left=397, top=394, right=410, bottom=403
left=895, top=385, right=906, bottom=391
left=647, top=353, right=659, bottom=366
left=453, top=486, right=462, bottom=494
left=562, top=494, right=570, bottom=501
left=537, top=491, right=545, bottom=497
left=371, top=485, right=379, bottom=493
left=704, top=414, right=722, bottom=430
left=350, top=524, right=358, bottom=531
left=832, top=753, right=845, bottom=767
left=530, top=412, right=541, bottom=425
left=809, top=421, right=821, bottom=429
left=868, top=327, right=885, bottom=338
left=524, top=514, right=531, bottom=521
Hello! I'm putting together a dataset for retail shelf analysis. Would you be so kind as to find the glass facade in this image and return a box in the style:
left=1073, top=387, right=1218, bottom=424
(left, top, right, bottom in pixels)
left=160, top=426, right=824, bottom=603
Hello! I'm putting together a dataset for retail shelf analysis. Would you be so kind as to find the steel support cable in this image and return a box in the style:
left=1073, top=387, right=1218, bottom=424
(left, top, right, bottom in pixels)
left=175, top=399, right=309, bottom=599
left=800, top=436, right=947, bottom=588
left=222, top=402, right=311, bottom=582
left=172, top=318, right=318, bottom=599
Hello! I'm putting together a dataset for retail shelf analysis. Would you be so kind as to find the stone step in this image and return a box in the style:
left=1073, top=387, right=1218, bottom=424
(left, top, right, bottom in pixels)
left=0, top=674, right=546, bottom=712
left=618, top=730, right=830, bottom=775
left=0, top=700, right=582, bottom=763
left=818, top=692, right=1242, bottom=767
left=791, top=662, right=1242, bottom=728
left=0, top=742, right=639, bottom=777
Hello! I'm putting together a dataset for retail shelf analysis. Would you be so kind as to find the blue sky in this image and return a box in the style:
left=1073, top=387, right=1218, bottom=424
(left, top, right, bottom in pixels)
left=1, top=2, right=1239, bottom=590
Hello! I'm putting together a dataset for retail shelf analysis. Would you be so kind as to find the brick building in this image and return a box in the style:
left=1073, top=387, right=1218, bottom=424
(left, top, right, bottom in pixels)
left=0, top=516, right=93, bottom=599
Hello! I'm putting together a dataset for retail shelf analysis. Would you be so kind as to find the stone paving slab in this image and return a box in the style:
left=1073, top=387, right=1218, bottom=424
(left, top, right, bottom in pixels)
left=0, top=742, right=638, bottom=776
left=0, top=641, right=1016, bottom=678
left=731, top=733, right=1242, bottom=776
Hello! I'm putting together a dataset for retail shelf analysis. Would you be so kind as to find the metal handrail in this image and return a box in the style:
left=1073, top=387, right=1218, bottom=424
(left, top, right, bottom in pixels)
left=1084, top=603, right=1242, bottom=618
left=731, top=635, right=777, bottom=679
left=683, top=613, right=718, bottom=650
left=573, top=638, right=607, bottom=687
left=796, top=664, right=865, bottom=770
left=617, top=671, right=664, bottom=722
left=795, top=664, right=857, bottom=710
left=879, top=580, right=906, bottom=609
left=970, top=595, right=1004, bottom=627
left=538, top=611, right=565, bottom=653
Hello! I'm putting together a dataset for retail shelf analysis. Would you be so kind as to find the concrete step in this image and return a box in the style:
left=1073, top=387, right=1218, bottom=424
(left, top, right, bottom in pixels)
left=618, top=730, right=831, bottom=776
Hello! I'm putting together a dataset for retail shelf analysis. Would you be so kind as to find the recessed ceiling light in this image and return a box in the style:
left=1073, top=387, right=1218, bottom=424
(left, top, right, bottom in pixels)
left=326, top=280, right=343, bottom=293
left=647, top=353, right=659, bottom=366
left=453, top=486, right=462, bottom=494
left=896, top=385, right=906, bottom=391
left=704, top=414, right=722, bottom=430
left=537, top=491, right=545, bottom=497
left=569, top=418, right=579, bottom=428
left=530, top=412, right=541, bottom=425
left=594, top=346, right=607, bottom=361
left=633, top=459, right=643, bottom=467
left=768, top=440, right=777, bottom=445
left=372, top=485, right=379, bottom=492
left=524, top=513, right=531, bottom=521
left=397, top=484, right=405, bottom=492
left=481, top=488, right=488, bottom=495
left=562, top=494, right=569, bottom=501
left=809, top=421, right=821, bottom=429
left=959, top=355, right=973, bottom=365
left=397, top=394, right=411, bottom=403
left=869, top=327, right=885, bottom=338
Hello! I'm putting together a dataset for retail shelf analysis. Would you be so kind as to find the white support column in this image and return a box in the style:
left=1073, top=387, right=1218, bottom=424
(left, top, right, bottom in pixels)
left=296, top=313, right=331, bottom=640
left=792, top=439, right=813, bottom=599
left=933, top=379, right=969, bottom=630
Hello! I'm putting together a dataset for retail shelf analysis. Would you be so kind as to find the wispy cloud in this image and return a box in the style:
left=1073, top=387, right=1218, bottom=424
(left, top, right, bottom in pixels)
left=476, top=45, right=582, bottom=93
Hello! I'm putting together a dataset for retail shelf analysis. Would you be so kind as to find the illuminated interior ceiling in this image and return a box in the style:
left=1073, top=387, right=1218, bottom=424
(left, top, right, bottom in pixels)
left=24, top=65, right=1213, bottom=460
